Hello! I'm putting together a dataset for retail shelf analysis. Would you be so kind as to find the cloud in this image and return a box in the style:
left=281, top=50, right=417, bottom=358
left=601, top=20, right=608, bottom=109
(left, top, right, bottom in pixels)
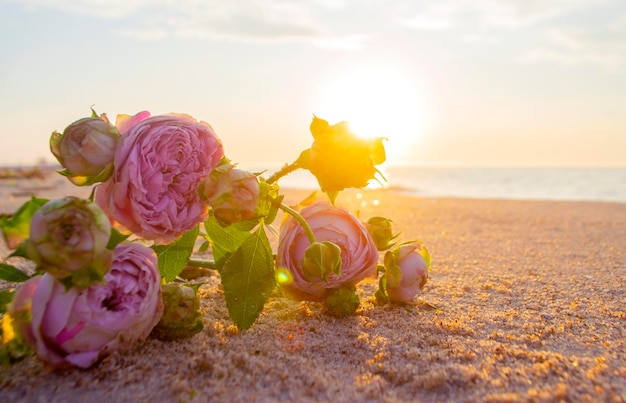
left=395, top=0, right=604, bottom=31
left=398, top=4, right=459, bottom=30
left=8, top=0, right=372, bottom=50
left=8, top=0, right=152, bottom=18
left=518, top=25, right=626, bottom=68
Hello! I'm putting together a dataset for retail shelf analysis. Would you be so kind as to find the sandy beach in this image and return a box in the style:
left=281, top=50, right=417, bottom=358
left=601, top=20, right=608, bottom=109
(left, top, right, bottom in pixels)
left=1, top=172, right=625, bottom=402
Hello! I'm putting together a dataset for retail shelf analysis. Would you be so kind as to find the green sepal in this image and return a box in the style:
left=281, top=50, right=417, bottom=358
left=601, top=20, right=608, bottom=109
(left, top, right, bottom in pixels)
left=383, top=248, right=402, bottom=286
left=153, top=226, right=200, bottom=283
left=106, top=227, right=131, bottom=250
left=258, top=182, right=281, bottom=225
left=221, top=226, right=275, bottom=330
left=56, top=162, right=115, bottom=187
left=8, top=243, right=29, bottom=259
left=264, top=194, right=282, bottom=225
left=54, top=255, right=110, bottom=291
left=374, top=274, right=390, bottom=304
left=325, top=284, right=360, bottom=317
left=0, top=264, right=30, bottom=283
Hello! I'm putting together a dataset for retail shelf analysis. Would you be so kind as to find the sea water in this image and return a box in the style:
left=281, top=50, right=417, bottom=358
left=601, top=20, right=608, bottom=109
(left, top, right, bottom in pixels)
left=256, top=165, right=626, bottom=204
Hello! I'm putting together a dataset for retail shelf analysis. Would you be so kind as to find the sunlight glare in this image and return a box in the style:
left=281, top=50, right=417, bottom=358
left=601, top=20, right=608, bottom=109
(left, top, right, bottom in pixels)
left=313, top=63, right=425, bottom=161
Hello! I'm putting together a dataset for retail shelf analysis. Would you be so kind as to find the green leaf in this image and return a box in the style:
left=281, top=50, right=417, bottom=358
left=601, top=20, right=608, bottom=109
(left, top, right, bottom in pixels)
left=204, top=213, right=252, bottom=270
left=0, top=289, right=15, bottom=314
left=221, top=226, right=275, bottom=330
left=374, top=274, right=390, bottom=304
left=106, top=227, right=131, bottom=250
left=0, top=264, right=30, bottom=283
left=0, top=196, right=48, bottom=249
left=153, top=226, right=199, bottom=282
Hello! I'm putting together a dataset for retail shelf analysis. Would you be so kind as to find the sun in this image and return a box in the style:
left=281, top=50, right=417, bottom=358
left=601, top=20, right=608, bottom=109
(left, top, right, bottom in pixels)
left=312, top=62, right=425, bottom=162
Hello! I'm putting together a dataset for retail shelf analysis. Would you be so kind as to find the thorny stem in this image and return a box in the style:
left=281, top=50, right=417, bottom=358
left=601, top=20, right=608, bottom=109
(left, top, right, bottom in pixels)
left=265, top=161, right=300, bottom=185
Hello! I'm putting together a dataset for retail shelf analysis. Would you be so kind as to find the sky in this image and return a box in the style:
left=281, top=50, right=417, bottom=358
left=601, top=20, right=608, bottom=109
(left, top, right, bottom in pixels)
left=1, top=0, right=625, bottom=168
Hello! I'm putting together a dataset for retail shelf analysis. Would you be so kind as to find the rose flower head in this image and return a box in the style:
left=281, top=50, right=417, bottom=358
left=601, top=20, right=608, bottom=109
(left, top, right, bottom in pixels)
left=25, top=196, right=113, bottom=290
left=199, top=162, right=260, bottom=226
left=379, top=241, right=431, bottom=304
left=298, top=116, right=386, bottom=193
left=152, top=283, right=204, bottom=341
left=50, top=111, right=120, bottom=186
left=366, top=216, right=399, bottom=251
left=96, top=113, right=224, bottom=244
left=16, top=242, right=163, bottom=369
left=276, top=200, right=378, bottom=301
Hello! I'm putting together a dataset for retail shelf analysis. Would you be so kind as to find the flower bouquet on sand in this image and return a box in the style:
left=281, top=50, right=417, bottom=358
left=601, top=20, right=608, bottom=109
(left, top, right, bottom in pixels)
left=0, top=109, right=431, bottom=369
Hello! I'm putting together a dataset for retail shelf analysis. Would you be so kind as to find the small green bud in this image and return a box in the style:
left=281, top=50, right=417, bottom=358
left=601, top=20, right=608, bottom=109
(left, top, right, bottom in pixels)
left=301, top=241, right=342, bottom=282
left=366, top=216, right=398, bottom=251
left=152, top=284, right=203, bottom=341
left=324, top=285, right=360, bottom=317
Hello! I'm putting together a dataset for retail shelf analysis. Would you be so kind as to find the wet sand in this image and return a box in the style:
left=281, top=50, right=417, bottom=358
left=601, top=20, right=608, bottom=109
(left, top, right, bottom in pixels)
left=1, top=173, right=625, bottom=402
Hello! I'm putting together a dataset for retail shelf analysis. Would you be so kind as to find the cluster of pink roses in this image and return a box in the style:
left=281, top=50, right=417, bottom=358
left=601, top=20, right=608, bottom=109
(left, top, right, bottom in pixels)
left=1, top=110, right=432, bottom=370
left=276, top=201, right=430, bottom=308
left=51, top=110, right=263, bottom=244
left=5, top=111, right=261, bottom=368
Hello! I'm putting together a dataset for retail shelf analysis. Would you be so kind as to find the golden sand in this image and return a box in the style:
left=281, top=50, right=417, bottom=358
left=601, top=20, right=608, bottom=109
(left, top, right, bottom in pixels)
left=1, top=175, right=625, bottom=402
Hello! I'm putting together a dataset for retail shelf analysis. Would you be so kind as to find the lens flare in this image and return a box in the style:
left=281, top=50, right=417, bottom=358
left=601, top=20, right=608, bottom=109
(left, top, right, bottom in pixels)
left=275, top=267, right=294, bottom=286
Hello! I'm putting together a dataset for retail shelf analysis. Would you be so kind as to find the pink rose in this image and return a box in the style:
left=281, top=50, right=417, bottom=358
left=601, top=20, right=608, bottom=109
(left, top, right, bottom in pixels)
left=384, top=242, right=430, bottom=303
left=277, top=201, right=379, bottom=301
left=26, top=197, right=113, bottom=289
left=50, top=115, right=120, bottom=185
left=23, top=242, right=163, bottom=369
left=200, top=163, right=260, bottom=225
left=96, top=113, right=224, bottom=244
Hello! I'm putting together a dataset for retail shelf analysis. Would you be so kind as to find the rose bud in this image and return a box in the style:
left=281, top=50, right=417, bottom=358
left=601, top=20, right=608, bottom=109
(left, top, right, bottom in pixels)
left=199, top=163, right=260, bottom=226
left=277, top=201, right=378, bottom=301
left=366, top=216, right=398, bottom=251
left=24, top=243, right=163, bottom=369
left=324, top=284, right=360, bottom=317
left=96, top=113, right=224, bottom=244
left=151, top=283, right=204, bottom=341
left=25, top=197, right=113, bottom=290
left=50, top=114, right=120, bottom=186
left=298, top=116, right=386, bottom=192
left=383, top=241, right=430, bottom=304
left=301, top=241, right=342, bottom=282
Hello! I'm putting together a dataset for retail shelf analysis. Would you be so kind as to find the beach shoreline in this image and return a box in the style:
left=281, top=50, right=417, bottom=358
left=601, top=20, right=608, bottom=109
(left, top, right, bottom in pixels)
left=1, top=179, right=625, bottom=402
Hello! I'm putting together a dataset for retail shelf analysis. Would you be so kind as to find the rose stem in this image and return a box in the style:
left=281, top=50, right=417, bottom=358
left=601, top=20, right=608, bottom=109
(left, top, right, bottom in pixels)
left=265, top=161, right=300, bottom=185
left=186, top=259, right=218, bottom=269
left=274, top=201, right=317, bottom=245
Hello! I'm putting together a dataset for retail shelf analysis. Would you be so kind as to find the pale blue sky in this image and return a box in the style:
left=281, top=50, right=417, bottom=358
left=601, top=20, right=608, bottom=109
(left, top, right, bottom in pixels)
left=1, top=0, right=625, bottom=167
